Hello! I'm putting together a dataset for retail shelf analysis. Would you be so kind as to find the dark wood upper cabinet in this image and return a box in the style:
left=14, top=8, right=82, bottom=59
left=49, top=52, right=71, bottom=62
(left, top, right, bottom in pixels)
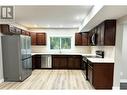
left=82, top=32, right=88, bottom=46
left=30, top=32, right=37, bottom=45
left=0, top=24, right=28, bottom=35
left=75, top=33, right=82, bottom=45
left=104, top=20, right=116, bottom=45
left=0, top=24, right=16, bottom=35
left=96, top=20, right=116, bottom=46
left=29, top=32, right=46, bottom=45
left=75, top=32, right=88, bottom=46
left=36, top=33, right=46, bottom=45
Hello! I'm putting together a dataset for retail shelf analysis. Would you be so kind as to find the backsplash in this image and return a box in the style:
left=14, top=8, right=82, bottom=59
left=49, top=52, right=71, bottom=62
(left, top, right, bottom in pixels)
left=32, top=46, right=91, bottom=54
left=91, top=46, right=115, bottom=58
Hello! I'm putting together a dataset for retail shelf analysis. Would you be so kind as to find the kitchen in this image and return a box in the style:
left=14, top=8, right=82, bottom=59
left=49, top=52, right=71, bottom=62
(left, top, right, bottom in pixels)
left=0, top=5, right=127, bottom=90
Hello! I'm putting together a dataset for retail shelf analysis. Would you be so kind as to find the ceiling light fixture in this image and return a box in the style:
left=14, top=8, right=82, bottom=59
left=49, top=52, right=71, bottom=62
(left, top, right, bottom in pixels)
left=60, top=25, right=63, bottom=28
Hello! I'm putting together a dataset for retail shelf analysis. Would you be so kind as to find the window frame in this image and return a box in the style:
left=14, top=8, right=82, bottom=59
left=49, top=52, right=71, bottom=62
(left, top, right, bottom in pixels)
left=49, top=36, right=72, bottom=51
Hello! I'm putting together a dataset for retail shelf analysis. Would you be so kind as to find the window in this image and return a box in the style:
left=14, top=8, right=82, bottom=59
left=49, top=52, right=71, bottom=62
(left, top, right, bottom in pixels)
left=50, top=37, right=71, bottom=50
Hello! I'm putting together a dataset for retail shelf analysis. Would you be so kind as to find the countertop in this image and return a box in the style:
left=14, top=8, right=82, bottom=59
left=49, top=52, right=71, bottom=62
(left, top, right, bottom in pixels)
left=87, top=57, right=114, bottom=63
left=31, top=52, right=96, bottom=56
left=31, top=52, right=114, bottom=63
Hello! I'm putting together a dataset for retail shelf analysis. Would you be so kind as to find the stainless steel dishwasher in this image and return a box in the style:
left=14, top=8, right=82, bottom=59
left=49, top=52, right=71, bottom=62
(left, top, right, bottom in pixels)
left=41, top=55, right=52, bottom=68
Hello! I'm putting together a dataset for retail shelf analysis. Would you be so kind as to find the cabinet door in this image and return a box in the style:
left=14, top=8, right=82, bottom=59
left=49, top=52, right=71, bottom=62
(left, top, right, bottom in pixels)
left=52, top=56, right=67, bottom=69
left=74, top=56, right=81, bottom=69
left=59, top=57, right=67, bottom=69
left=1, top=24, right=15, bottom=34
left=87, top=32, right=91, bottom=45
left=30, top=32, right=37, bottom=45
left=104, top=20, right=116, bottom=45
left=75, top=33, right=82, bottom=45
left=68, top=57, right=74, bottom=69
left=97, top=26, right=102, bottom=45
left=32, top=55, right=41, bottom=69
left=93, top=63, right=114, bottom=89
left=100, top=23, right=104, bottom=45
left=36, top=33, right=46, bottom=45
left=88, top=65, right=93, bottom=84
left=32, top=56, right=36, bottom=70
left=68, top=56, right=81, bottom=69
left=82, top=32, right=88, bottom=46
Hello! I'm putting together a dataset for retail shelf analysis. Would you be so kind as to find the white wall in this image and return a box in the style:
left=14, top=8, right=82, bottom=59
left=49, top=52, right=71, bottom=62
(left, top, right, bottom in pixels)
left=121, top=24, right=127, bottom=81
left=29, top=28, right=91, bottom=54
left=113, top=20, right=123, bottom=89
left=113, top=15, right=127, bottom=89
left=0, top=32, right=4, bottom=83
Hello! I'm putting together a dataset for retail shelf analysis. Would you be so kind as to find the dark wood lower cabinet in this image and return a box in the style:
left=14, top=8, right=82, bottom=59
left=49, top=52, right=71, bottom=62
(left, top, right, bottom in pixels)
left=68, top=56, right=81, bottom=69
left=52, top=55, right=81, bottom=69
left=32, top=55, right=81, bottom=69
left=87, top=62, right=114, bottom=89
left=32, top=55, right=41, bottom=69
left=52, top=55, right=67, bottom=69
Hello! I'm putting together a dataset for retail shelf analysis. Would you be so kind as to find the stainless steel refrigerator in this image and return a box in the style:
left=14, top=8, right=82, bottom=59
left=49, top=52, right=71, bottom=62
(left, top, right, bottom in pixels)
left=2, top=35, right=32, bottom=82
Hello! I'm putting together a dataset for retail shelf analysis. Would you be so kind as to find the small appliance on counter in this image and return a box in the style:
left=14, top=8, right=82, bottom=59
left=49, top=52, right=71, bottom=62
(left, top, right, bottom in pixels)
left=82, top=50, right=104, bottom=80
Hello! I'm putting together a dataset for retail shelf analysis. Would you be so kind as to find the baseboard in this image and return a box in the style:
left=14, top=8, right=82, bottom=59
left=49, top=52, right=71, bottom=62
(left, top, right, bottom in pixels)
left=112, top=86, right=120, bottom=90
left=0, top=78, right=4, bottom=83
left=120, top=79, right=127, bottom=83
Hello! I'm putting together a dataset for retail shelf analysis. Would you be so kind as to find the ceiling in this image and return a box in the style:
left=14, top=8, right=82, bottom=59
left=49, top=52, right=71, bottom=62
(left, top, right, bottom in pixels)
left=15, top=6, right=93, bottom=29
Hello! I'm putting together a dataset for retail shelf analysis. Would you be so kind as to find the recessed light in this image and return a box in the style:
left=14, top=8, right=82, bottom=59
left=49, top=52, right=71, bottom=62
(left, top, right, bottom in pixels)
left=60, top=25, right=63, bottom=28
left=47, top=25, right=50, bottom=27
left=34, top=24, right=38, bottom=27
left=75, top=15, right=85, bottom=20
left=73, top=25, right=79, bottom=28
left=76, top=16, right=80, bottom=20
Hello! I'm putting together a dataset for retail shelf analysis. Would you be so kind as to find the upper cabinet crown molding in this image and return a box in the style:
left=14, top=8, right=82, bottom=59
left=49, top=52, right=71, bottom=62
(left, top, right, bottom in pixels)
left=0, top=24, right=47, bottom=46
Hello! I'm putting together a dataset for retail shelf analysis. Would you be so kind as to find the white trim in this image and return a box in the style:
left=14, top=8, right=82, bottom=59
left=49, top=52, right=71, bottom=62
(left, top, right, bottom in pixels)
left=120, top=79, right=127, bottom=83
left=112, top=86, right=120, bottom=90
left=0, top=79, right=4, bottom=83
left=49, top=36, right=73, bottom=52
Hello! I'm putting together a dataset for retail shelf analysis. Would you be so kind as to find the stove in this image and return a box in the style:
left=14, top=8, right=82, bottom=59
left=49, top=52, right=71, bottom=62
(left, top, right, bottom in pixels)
left=82, top=50, right=104, bottom=80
